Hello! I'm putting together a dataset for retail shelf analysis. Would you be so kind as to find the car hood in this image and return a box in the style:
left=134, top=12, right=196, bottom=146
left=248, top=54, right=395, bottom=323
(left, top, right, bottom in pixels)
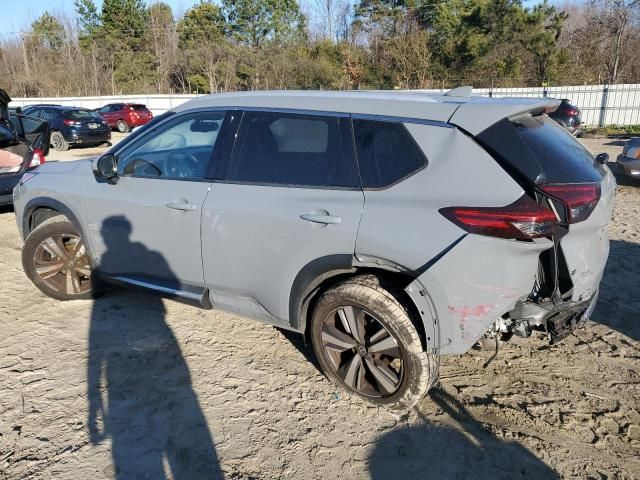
left=36, top=158, right=94, bottom=174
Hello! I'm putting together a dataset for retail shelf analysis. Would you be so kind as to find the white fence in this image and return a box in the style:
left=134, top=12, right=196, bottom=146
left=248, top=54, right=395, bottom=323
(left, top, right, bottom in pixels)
left=10, top=83, right=640, bottom=127
left=10, top=94, right=199, bottom=118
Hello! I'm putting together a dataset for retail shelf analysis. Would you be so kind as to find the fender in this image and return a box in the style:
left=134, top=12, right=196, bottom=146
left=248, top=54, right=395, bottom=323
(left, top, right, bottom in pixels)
left=22, top=197, right=98, bottom=269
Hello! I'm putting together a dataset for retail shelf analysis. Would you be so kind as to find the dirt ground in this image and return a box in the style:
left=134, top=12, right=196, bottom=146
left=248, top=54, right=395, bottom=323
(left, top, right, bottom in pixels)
left=0, top=137, right=639, bottom=479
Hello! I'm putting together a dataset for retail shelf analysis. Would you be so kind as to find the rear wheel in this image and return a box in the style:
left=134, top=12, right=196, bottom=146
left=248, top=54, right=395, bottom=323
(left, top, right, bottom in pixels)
left=22, top=216, right=100, bottom=300
left=310, top=278, right=436, bottom=410
left=51, top=131, right=69, bottom=151
left=116, top=119, right=130, bottom=133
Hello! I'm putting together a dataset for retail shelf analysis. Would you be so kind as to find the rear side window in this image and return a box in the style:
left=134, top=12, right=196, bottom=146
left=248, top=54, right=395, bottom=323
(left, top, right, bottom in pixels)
left=478, top=114, right=603, bottom=184
left=353, top=119, right=426, bottom=188
left=227, top=111, right=358, bottom=188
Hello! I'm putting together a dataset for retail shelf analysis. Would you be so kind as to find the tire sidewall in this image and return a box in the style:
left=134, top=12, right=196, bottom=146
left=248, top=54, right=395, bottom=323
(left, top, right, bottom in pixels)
left=310, top=282, right=432, bottom=410
left=22, top=218, right=97, bottom=301
left=51, top=131, right=67, bottom=151
left=117, top=120, right=129, bottom=133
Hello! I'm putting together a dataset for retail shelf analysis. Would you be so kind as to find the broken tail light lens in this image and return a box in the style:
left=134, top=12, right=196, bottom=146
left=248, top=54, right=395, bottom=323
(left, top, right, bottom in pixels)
left=439, top=195, right=557, bottom=240
left=538, top=183, right=600, bottom=224
left=28, top=148, right=45, bottom=168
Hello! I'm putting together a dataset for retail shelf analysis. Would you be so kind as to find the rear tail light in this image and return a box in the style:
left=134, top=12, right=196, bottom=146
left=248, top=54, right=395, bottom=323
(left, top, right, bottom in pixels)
left=29, top=148, right=46, bottom=168
left=439, top=195, right=557, bottom=240
left=538, top=183, right=600, bottom=224
left=63, top=119, right=81, bottom=126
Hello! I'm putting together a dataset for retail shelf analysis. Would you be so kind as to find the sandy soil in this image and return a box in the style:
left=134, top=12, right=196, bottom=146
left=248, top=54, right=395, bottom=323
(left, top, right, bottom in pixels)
left=0, top=138, right=639, bottom=479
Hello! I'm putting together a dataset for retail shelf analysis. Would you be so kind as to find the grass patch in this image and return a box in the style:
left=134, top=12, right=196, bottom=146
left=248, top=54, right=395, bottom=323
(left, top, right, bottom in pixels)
left=583, top=125, right=640, bottom=137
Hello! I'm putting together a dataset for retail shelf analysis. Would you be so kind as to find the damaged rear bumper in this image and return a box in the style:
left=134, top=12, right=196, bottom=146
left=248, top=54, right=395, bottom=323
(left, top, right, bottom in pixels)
left=507, top=291, right=598, bottom=344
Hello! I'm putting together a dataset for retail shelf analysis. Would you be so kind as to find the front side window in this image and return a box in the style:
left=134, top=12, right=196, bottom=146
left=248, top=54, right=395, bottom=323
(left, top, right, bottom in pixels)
left=227, top=111, right=357, bottom=188
left=353, top=119, right=427, bottom=188
left=117, top=111, right=225, bottom=180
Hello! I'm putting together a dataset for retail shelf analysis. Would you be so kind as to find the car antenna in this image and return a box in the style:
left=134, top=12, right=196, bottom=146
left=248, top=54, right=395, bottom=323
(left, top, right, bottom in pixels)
left=443, top=86, right=473, bottom=98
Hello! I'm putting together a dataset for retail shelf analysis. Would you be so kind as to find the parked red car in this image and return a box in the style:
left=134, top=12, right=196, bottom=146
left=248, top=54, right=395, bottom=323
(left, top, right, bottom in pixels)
left=96, top=103, right=153, bottom=133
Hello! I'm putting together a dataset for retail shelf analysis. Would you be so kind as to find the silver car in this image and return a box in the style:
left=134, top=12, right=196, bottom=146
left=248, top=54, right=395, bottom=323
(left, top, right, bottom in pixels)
left=13, top=91, right=615, bottom=409
left=616, top=137, right=640, bottom=179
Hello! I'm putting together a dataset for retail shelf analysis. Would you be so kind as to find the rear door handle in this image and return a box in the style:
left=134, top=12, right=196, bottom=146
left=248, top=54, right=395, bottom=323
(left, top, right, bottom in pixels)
left=166, top=200, right=197, bottom=211
left=300, top=212, right=342, bottom=225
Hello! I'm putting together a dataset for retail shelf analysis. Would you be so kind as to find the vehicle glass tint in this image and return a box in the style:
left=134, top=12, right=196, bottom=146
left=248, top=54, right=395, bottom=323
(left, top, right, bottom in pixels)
left=117, top=111, right=224, bottom=180
left=477, top=114, right=603, bottom=185
left=228, top=111, right=356, bottom=187
left=66, top=110, right=103, bottom=121
left=130, top=104, right=147, bottom=111
left=353, top=119, right=426, bottom=188
left=512, top=114, right=603, bottom=183
left=41, top=109, right=58, bottom=121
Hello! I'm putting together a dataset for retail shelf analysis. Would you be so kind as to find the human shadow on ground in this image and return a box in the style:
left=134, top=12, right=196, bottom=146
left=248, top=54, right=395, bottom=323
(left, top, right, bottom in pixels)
left=87, top=215, right=221, bottom=479
left=591, top=239, right=640, bottom=342
left=604, top=140, right=628, bottom=146
left=369, top=388, right=558, bottom=479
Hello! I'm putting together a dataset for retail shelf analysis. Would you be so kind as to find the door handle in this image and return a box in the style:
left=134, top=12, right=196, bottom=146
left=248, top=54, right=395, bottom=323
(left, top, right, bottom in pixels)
left=300, top=212, right=342, bottom=225
left=166, top=200, right=197, bottom=211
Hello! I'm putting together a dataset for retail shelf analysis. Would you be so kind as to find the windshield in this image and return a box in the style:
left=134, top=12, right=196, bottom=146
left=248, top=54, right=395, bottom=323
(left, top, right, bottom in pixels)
left=130, top=104, right=147, bottom=111
left=66, top=110, right=103, bottom=121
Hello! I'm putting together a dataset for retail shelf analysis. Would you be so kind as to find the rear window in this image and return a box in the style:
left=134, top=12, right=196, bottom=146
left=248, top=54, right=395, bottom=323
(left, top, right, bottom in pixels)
left=66, top=109, right=103, bottom=120
left=130, top=104, right=147, bottom=111
left=477, top=114, right=603, bottom=185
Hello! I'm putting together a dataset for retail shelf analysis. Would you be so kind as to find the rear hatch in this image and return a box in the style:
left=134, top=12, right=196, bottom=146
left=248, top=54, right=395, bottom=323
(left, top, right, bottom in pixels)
left=475, top=112, right=614, bottom=303
left=129, top=104, right=152, bottom=121
left=65, top=109, right=110, bottom=134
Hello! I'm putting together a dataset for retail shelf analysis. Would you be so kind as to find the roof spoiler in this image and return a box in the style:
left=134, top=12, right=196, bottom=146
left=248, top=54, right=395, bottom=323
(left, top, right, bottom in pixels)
left=444, top=86, right=473, bottom=98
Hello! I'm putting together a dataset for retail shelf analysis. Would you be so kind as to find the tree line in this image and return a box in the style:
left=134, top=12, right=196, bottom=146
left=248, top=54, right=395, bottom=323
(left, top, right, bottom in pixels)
left=1, top=0, right=638, bottom=98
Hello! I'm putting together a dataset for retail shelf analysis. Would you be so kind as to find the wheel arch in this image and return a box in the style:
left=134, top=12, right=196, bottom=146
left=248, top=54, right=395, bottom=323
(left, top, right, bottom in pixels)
left=23, top=197, right=100, bottom=272
left=290, top=255, right=434, bottom=352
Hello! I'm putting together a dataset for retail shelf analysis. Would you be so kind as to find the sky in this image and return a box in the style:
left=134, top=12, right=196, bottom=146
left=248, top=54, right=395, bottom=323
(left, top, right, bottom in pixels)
left=0, top=0, right=548, bottom=36
left=0, top=0, right=201, bottom=35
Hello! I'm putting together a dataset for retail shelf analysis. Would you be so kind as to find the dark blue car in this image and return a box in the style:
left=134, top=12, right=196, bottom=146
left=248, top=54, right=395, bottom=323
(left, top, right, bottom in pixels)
left=22, top=105, right=110, bottom=152
left=0, top=92, right=50, bottom=206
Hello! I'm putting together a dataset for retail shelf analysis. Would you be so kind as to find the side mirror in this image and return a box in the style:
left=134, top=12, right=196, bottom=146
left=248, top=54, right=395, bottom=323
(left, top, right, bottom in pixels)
left=596, top=152, right=609, bottom=165
left=15, top=107, right=22, bottom=114
left=94, top=154, right=118, bottom=183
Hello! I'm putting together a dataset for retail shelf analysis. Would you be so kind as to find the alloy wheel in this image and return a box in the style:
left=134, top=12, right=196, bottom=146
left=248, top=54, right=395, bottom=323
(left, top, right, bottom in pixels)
left=33, top=234, right=92, bottom=295
left=320, top=305, right=404, bottom=398
left=51, top=133, right=62, bottom=150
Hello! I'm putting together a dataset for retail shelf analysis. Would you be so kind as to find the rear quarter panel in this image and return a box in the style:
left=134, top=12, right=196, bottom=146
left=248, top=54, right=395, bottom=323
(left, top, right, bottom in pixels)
left=356, top=124, right=552, bottom=354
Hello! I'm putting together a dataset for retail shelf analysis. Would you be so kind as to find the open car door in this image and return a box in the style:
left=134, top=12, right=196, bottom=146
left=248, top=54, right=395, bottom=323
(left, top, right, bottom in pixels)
left=0, top=89, right=50, bottom=204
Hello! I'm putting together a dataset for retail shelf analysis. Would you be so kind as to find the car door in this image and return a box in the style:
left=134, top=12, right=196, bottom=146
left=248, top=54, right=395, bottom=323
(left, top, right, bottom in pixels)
left=83, top=110, right=229, bottom=288
left=0, top=113, right=50, bottom=200
left=201, top=110, right=364, bottom=327
left=99, top=104, right=118, bottom=127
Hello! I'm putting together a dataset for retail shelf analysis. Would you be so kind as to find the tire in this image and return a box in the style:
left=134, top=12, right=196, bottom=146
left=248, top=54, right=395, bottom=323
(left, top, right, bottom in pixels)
left=51, top=131, right=69, bottom=151
left=22, top=216, right=102, bottom=301
left=116, top=119, right=130, bottom=133
left=310, top=278, right=436, bottom=410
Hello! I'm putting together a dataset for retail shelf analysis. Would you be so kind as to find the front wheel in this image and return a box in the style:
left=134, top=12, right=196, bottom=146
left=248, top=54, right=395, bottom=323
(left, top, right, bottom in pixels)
left=22, top=216, right=101, bottom=300
left=310, top=279, right=436, bottom=410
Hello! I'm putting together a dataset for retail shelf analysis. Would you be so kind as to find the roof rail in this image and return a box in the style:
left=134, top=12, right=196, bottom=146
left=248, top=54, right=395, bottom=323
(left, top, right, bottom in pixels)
left=443, top=86, right=473, bottom=97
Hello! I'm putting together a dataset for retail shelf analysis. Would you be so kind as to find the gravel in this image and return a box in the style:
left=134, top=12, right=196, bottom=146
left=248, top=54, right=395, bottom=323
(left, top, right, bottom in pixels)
left=0, top=138, right=638, bottom=479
